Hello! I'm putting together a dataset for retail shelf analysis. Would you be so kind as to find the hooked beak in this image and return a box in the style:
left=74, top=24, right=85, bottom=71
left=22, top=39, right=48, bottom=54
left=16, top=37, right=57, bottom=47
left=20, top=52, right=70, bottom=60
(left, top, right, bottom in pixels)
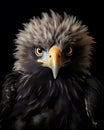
left=48, top=45, right=61, bottom=79
left=38, top=45, right=61, bottom=79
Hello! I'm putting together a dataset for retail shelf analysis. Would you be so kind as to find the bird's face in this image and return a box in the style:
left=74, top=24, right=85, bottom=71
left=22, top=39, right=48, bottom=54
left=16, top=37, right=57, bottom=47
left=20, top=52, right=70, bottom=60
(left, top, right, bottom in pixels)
left=14, top=11, right=94, bottom=79
left=34, top=44, right=73, bottom=79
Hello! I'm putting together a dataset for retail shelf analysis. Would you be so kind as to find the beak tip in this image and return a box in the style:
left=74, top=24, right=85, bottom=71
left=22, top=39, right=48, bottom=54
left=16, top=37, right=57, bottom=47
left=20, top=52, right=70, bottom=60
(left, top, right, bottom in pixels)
left=52, top=68, right=59, bottom=79
left=53, top=75, right=57, bottom=79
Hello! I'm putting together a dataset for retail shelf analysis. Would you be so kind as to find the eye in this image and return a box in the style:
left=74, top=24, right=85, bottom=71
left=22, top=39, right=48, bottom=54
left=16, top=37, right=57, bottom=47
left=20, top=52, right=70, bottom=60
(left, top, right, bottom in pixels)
left=35, top=47, right=43, bottom=56
left=65, top=46, right=73, bottom=56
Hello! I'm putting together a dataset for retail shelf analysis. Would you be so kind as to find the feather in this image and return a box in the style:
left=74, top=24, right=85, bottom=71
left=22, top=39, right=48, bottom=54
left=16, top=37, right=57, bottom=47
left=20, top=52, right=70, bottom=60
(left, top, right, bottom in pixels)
left=0, top=71, right=22, bottom=129
left=85, top=77, right=104, bottom=129
left=3, top=69, right=92, bottom=130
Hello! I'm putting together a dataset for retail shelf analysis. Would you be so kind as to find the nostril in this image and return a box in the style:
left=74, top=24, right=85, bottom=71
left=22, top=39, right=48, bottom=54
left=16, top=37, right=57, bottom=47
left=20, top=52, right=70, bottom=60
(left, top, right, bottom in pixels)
left=49, top=55, right=51, bottom=58
left=58, top=54, right=61, bottom=58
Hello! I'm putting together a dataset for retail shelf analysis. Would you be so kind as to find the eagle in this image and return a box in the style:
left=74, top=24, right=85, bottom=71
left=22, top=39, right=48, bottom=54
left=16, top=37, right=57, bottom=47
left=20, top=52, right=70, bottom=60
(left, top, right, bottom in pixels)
left=0, top=11, right=104, bottom=130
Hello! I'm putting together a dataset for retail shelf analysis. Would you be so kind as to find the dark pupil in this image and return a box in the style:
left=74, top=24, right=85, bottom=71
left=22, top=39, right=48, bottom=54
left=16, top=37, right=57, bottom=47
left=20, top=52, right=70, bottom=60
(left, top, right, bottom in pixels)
left=38, top=48, right=42, bottom=53
left=65, top=47, right=70, bottom=54
left=66, top=48, right=70, bottom=53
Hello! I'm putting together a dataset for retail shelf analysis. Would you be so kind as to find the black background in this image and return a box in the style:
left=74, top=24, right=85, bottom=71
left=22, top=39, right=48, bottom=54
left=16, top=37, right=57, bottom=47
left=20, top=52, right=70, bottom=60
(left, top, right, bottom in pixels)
left=0, top=0, right=104, bottom=86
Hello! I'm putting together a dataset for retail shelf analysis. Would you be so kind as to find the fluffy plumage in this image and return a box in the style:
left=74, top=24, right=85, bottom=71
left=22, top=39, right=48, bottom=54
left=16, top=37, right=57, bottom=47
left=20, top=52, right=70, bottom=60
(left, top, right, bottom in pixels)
left=14, top=11, right=93, bottom=74
left=0, top=11, right=104, bottom=130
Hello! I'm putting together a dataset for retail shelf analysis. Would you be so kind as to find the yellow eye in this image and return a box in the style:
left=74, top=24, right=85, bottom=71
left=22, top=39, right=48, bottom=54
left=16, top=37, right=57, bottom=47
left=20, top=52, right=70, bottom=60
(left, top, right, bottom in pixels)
left=35, top=47, right=43, bottom=56
left=66, top=47, right=73, bottom=56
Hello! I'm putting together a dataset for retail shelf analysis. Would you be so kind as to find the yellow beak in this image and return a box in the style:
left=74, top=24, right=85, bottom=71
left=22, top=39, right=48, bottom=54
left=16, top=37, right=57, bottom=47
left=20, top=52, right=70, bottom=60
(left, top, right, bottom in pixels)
left=38, top=45, right=61, bottom=79
left=48, top=45, right=61, bottom=79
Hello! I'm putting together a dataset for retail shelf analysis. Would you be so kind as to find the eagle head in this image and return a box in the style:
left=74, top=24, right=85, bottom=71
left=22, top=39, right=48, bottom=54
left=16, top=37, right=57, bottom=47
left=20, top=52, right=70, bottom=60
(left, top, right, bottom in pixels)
left=14, top=11, right=94, bottom=79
